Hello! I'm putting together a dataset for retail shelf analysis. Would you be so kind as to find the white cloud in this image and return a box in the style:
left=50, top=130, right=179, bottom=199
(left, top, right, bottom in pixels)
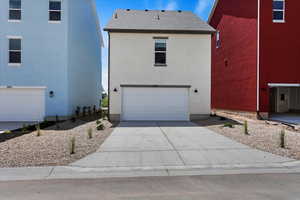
left=165, top=0, right=178, bottom=10
left=195, top=0, right=209, bottom=15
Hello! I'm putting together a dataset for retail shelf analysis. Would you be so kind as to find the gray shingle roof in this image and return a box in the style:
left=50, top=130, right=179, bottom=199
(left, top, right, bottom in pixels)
left=104, top=9, right=215, bottom=34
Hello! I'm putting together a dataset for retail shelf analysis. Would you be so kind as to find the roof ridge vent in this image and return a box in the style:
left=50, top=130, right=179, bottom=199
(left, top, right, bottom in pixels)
left=114, top=13, right=118, bottom=19
left=178, top=10, right=182, bottom=13
left=126, top=9, right=130, bottom=11
left=161, top=10, right=165, bottom=12
left=145, top=9, right=149, bottom=12
left=156, top=14, right=160, bottom=20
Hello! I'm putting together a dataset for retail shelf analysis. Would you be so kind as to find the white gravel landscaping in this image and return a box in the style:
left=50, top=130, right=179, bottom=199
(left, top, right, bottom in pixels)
left=0, top=117, right=115, bottom=168
left=195, top=113, right=300, bottom=160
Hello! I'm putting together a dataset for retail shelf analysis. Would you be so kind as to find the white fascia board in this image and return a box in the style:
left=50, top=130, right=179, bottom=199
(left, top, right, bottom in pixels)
left=268, top=83, right=300, bottom=87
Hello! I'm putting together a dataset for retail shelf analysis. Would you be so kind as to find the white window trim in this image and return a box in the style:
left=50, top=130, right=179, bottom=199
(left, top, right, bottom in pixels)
left=7, top=36, right=22, bottom=67
left=8, top=0, right=22, bottom=22
left=154, top=39, right=167, bottom=66
left=48, top=0, right=62, bottom=23
left=273, top=0, right=285, bottom=23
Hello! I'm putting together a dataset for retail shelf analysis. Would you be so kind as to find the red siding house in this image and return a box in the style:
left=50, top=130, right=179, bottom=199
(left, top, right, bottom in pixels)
left=209, top=0, right=300, bottom=120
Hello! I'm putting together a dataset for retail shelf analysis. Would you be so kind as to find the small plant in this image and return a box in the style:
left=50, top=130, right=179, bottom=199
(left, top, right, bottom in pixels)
left=96, top=119, right=101, bottom=125
left=280, top=129, right=286, bottom=149
left=4, top=130, right=11, bottom=134
left=93, top=105, right=97, bottom=113
left=87, top=128, right=93, bottom=139
left=22, top=124, right=27, bottom=133
left=75, top=106, right=81, bottom=117
left=36, top=123, right=41, bottom=137
left=223, top=122, right=234, bottom=128
left=56, top=115, right=60, bottom=130
left=97, top=122, right=104, bottom=131
left=244, top=120, right=249, bottom=135
left=83, top=107, right=87, bottom=116
left=70, top=136, right=76, bottom=154
left=88, top=107, right=92, bottom=116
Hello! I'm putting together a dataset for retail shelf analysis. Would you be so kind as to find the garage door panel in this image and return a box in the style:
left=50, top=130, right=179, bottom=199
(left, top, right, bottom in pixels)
left=122, top=87, right=189, bottom=121
left=0, top=88, right=45, bottom=122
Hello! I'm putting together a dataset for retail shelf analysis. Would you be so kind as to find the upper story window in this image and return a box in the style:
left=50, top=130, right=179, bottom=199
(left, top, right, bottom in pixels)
left=49, top=0, right=61, bottom=22
left=273, top=0, right=285, bottom=23
left=9, top=0, right=21, bottom=21
left=154, top=38, right=167, bottom=66
left=216, top=31, right=221, bottom=48
left=8, top=37, right=22, bottom=65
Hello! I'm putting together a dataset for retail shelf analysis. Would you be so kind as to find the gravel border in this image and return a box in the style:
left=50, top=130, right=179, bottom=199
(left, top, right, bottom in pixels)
left=0, top=117, right=116, bottom=168
left=195, top=113, right=300, bottom=160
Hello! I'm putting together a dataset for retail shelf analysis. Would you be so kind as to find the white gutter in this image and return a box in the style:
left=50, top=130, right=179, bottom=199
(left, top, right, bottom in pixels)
left=256, top=0, right=260, bottom=112
left=268, top=83, right=300, bottom=88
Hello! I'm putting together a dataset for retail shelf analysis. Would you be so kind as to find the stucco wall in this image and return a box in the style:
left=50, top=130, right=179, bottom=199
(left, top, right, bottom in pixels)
left=67, top=0, right=102, bottom=115
left=210, top=0, right=258, bottom=112
left=0, top=0, right=69, bottom=117
left=109, top=32, right=211, bottom=117
left=259, top=0, right=300, bottom=112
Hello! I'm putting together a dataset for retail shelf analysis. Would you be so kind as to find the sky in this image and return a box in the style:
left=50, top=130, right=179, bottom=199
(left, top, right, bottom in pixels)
left=95, top=0, right=215, bottom=92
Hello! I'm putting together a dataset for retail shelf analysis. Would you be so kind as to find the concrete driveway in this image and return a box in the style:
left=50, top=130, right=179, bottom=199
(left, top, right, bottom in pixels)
left=71, top=121, right=293, bottom=169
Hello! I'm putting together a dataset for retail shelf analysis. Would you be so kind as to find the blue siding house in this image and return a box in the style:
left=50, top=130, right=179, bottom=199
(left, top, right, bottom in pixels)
left=0, top=0, right=103, bottom=121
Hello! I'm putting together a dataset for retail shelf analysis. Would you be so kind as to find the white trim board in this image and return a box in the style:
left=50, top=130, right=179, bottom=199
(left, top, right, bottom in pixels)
left=268, top=83, right=300, bottom=88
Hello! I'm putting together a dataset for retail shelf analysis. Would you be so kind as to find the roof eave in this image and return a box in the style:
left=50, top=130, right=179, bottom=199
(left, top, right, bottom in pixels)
left=208, top=0, right=220, bottom=24
left=103, top=28, right=216, bottom=34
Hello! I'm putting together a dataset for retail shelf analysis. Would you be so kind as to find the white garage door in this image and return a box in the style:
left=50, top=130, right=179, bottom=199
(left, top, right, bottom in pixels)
left=122, top=87, right=189, bottom=121
left=0, top=87, right=46, bottom=122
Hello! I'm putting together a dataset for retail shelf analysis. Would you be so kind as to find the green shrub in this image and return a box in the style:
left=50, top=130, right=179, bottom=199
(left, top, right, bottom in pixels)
left=244, top=121, right=249, bottom=135
left=22, top=124, right=27, bottom=133
left=97, top=123, right=104, bottom=131
left=280, top=129, right=286, bottom=149
left=96, top=119, right=101, bottom=125
left=223, top=122, right=234, bottom=128
left=101, top=96, right=108, bottom=108
left=87, top=128, right=93, bottom=139
left=36, top=123, right=41, bottom=137
left=4, top=130, right=11, bottom=134
left=70, top=136, right=76, bottom=154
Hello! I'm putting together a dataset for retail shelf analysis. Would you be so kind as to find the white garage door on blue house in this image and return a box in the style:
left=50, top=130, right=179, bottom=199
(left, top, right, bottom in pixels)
left=0, top=87, right=46, bottom=122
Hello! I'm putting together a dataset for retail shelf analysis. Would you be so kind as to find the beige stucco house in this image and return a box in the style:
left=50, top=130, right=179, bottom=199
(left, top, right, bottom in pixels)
left=104, top=9, right=215, bottom=121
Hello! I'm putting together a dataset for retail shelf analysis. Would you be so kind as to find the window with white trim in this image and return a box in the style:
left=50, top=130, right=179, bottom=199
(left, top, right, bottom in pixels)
left=8, top=38, right=22, bottom=65
left=216, top=31, right=221, bottom=48
left=49, top=0, right=61, bottom=22
left=154, top=39, right=167, bottom=66
left=273, top=0, right=285, bottom=22
left=9, top=0, right=21, bottom=21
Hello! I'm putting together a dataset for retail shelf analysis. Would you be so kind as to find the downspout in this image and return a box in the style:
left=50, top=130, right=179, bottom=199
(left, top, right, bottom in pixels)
left=256, top=0, right=261, bottom=118
left=108, top=32, right=111, bottom=121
